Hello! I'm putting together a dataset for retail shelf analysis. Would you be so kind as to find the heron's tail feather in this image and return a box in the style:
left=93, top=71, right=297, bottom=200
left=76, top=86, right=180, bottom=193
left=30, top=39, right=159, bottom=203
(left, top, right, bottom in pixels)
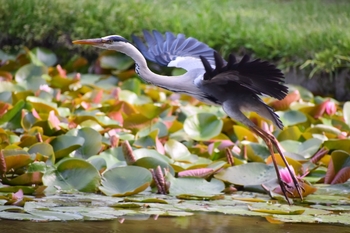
left=200, top=52, right=288, bottom=100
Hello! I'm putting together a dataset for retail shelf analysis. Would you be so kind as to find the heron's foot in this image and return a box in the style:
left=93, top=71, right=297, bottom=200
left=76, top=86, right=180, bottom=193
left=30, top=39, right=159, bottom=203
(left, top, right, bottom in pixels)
left=287, top=167, right=304, bottom=200
left=278, top=179, right=294, bottom=204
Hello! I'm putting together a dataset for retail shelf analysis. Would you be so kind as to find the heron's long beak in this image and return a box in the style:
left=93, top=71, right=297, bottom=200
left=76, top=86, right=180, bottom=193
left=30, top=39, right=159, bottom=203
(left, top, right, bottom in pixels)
left=72, top=38, right=105, bottom=45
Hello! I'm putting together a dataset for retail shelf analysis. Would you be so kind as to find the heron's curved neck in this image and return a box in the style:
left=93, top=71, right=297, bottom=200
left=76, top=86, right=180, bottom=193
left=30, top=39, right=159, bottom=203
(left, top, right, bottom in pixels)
left=117, top=43, right=193, bottom=92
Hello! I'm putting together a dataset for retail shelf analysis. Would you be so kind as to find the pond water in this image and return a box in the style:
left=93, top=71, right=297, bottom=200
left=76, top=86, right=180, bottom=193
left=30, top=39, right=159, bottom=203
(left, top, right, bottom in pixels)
left=2, top=212, right=349, bottom=233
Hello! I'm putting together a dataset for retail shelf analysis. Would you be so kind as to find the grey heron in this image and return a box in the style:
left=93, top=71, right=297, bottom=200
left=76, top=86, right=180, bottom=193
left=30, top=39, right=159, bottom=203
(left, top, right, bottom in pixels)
left=73, top=30, right=303, bottom=203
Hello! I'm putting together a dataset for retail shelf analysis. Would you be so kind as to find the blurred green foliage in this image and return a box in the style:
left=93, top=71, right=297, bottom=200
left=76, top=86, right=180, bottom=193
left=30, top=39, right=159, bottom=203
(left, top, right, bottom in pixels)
left=0, top=0, right=350, bottom=75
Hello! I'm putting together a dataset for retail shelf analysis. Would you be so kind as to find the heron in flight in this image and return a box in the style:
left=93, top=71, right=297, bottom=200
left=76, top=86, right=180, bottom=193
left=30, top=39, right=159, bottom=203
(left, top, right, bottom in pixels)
left=73, top=30, right=303, bottom=203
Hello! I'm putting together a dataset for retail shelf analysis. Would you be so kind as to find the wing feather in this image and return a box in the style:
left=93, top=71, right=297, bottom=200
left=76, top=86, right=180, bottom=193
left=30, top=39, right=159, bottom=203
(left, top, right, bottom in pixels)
left=200, top=52, right=288, bottom=100
left=132, top=30, right=217, bottom=70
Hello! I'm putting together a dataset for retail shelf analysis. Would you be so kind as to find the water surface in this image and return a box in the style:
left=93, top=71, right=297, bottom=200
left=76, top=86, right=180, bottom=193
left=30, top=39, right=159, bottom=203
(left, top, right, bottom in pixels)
left=2, top=212, right=349, bottom=233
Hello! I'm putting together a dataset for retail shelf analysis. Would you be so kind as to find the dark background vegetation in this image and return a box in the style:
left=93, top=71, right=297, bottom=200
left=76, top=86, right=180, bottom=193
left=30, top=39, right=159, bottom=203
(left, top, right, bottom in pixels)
left=1, top=0, right=350, bottom=98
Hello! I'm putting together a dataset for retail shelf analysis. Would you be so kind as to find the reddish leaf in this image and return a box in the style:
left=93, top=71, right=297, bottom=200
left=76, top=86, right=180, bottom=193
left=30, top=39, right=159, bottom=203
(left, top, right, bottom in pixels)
left=31, top=108, right=42, bottom=120
left=92, top=89, right=103, bottom=104
left=4, top=172, right=43, bottom=185
left=0, top=102, right=9, bottom=117
left=155, top=135, right=165, bottom=155
left=0, top=71, right=13, bottom=81
left=56, top=64, right=67, bottom=77
left=48, top=110, right=60, bottom=130
left=331, top=167, right=350, bottom=184
left=270, top=90, right=300, bottom=111
left=178, top=168, right=214, bottom=178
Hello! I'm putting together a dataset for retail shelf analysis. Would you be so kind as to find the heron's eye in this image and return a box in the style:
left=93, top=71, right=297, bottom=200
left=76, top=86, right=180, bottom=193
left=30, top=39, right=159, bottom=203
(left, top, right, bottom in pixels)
left=102, top=39, right=113, bottom=44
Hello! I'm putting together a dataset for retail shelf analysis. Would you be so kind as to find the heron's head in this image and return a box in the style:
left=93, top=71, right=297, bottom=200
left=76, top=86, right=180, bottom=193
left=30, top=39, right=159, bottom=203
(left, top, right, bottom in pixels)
left=72, top=35, right=130, bottom=50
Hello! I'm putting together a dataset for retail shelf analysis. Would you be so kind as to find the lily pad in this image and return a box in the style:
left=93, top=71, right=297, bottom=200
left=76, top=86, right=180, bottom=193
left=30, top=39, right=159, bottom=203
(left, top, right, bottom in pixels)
left=184, top=112, right=223, bottom=141
left=30, top=47, right=58, bottom=67
left=164, top=139, right=197, bottom=163
left=50, top=135, right=85, bottom=159
left=214, top=163, right=276, bottom=186
left=277, top=110, right=307, bottom=126
left=75, top=127, right=102, bottom=159
left=99, top=166, right=152, bottom=196
left=43, top=158, right=100, bottom=193
left=167, top=173, right=224, bottom=196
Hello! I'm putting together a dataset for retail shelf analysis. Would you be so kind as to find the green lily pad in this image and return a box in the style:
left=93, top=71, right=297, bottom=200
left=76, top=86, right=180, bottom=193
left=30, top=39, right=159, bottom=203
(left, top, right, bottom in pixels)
left=214, top=163, right=276, bottom=186
left=277, top=110, right=307, bottom=126
left=134, top=157, right=175, bottom=175
left=167, top=173, right=224, bottom=196
left=15, top=64, right=47, bottom=91
left=184, top=112, right=223, bottom=141
left=277, top=126, right=302, bottom=141
left=43, top=158, right=100, bottom=193
left=2, top=149, right=35, bottom=172
left=30, top=47, right=58, bottom=67
left=99, top=166, right=152, bottom=196
left=74, top=127, right=102, bottom=159
left=0, top=212, right=48, bottom=221
left=324, top=139, right=350, bottom=152
left=164, top=139, right=197, bottom=163
left=50, top=135, right=85, bottom=159
left=28, top=142, right=55, bottom=165
left=268, top=213, right=350, bottom=225
left=133, top=148, right=172, bottom=164
left=29, top=210, right=83, bottom=221
left=0, top=100, right=25, bottom=126
left=100, top=52, right=134, bottom=71
left=5, top=172, right=43, bottom=185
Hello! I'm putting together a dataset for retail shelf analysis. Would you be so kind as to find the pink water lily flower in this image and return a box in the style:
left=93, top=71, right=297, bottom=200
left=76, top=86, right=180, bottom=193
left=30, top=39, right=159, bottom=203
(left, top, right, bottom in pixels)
left=273, top=165, right=297, bottom=196
left=280, top=165, right=295, bottom=184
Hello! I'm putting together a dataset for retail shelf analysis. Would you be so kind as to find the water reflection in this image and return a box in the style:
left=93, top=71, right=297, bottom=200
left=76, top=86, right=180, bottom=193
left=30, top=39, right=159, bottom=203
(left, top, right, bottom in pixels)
left=2, top=212, right=348, bottom=233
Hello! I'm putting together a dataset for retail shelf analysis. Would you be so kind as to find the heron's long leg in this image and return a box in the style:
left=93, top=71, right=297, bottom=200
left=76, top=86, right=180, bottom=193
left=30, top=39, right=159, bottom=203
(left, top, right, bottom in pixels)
left=265, top=131, right=304, bottom=200
left=250, top=127, right=293, bottom=204
left=221, top=100, right=303, bottom=202
left=251, top=126, right=303, bottom=201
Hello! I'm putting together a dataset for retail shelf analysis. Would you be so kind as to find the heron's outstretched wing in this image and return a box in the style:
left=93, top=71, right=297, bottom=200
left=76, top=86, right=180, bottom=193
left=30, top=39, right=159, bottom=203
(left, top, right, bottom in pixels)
left=199, top=52, right=288, bottom=100
left=132, top=30, right=218, bottom=71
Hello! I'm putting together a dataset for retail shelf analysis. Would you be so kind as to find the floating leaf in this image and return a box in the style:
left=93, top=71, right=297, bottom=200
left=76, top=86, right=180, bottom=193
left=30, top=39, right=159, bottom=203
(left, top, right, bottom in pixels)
left=325, top=150, right=350, bottom=184
left=233, top=125, right=258, bottom=142
left=3, top=149, right=35, bottom=172
left=134, top=157, right=175, bottom=176
left=184, top=113, right=223, bottom=141
left=99, top=166, right=152, bottom=196
left=50, top=135, right=85, bottom=159
left=75, top=127, right=102, bottom=159
left=164, top=139, right=196, bottom=163
left=15, top=64, right=47, bottom=90
left=28, top=142, right=55, bottom=165
left=5, top=172, right=43, bottom=185
left=167, top=173, right=224, bottom=196
left=99, top=52, right=134, bottom=71
left=248, top=204, right=305, bottom=215
left=306, top=124, right=341, bottom=138
left=214, top=163, right=276, bottom=186
left=324, top=139, right=350, bottom=152
left=0, top=100, right=25, bottom=126
left=277, top=126, right=302, bottom=141
left=43, top=158, right=100, bottom=193
left=30, top=47, right=58, bottom=67
left=277, top=110, right=307, bottom=126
